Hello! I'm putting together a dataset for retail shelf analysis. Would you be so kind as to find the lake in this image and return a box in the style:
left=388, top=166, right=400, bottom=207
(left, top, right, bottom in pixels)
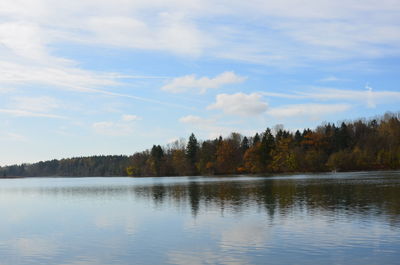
left=0, top=171, right=399, bottom=265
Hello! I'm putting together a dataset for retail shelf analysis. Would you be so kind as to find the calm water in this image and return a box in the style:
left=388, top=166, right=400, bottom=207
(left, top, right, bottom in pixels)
left=0, top=171, right=400, bottom=265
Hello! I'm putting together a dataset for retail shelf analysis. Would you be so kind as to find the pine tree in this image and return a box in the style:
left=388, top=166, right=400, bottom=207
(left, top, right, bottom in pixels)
left=186, top=133, right=199, bottom=174
left=241, top=136, right=250, bottom=152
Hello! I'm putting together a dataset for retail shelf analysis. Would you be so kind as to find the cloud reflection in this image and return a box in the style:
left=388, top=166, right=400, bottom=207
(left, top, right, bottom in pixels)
left=168, top=250, right=250, bottom=265
left=220, top=221, right=270, bottom=251
left=11, top=237, right=59, bottom=257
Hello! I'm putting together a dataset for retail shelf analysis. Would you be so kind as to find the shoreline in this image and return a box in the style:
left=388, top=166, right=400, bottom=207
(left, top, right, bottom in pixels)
left=1, top=169, right=399, bottom=179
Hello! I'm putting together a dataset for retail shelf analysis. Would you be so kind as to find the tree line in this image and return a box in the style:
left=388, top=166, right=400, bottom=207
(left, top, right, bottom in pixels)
left=1, top=112, right=399, bottom=177
left=0, top=156, right=131, bottom=177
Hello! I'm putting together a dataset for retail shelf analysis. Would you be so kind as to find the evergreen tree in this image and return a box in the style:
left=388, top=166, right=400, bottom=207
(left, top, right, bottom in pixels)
left=260, top=128, right=275, bottom=169
left=150, top=145, right=164, bottom=176
left=253, top=133, right=260, bottom=145
left=338, top=122, right=351, bottom=150
left=186, top=133, right=199, bottom=174
left=294, top=130, right=302, bottom=145
left=241, top=136, right=250, bottom=152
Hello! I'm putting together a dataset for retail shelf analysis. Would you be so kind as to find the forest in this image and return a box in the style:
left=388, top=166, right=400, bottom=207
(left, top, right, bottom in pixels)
left=1, top=112, right=400, bottom=177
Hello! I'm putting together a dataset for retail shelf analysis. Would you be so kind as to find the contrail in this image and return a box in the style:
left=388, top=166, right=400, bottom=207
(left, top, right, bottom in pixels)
left=51, top=81, right=196, bottom=110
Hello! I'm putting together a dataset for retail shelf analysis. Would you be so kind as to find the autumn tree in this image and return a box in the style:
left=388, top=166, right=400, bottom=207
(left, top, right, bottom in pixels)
left=271, top=136, right=297, bottom=172
left=197, top=139, right=218, bottom=175
left=215, top=133, right=242, bottom=174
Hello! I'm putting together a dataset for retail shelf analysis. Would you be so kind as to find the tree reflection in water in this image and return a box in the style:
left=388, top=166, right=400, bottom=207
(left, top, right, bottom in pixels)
left=131, top=173, right=400, bottom=226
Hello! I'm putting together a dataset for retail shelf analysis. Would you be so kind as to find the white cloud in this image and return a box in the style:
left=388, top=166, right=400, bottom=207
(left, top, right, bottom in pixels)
left=0, top=22, right=51, bottom=61
left=207, top=93, right=268, bottom=116
left=161, top=71, right=246, bottom=94
left=122, top=114, right=142, bottom=122
left=0, top=20, right=118, bottom=100
left=0, top=0, right=399, bottom=69
left=266, top=103, right=351, bottom=118
left=0, top=0, right=399, bottom=94
left=85, top=14, right=209, bottom=56
left=227, top=1, right=400, bottom=63
left=0, top=19, right=185, bottom=110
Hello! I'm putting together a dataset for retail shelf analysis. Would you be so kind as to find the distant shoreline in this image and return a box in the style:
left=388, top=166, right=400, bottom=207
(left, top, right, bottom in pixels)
left=1, top=169, right=399, bottom=179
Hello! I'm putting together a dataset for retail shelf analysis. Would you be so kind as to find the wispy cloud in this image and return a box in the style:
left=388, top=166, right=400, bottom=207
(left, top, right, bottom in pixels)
left=85, top=14, right=210, bottom=56
left=1, top=0, right=400, bottom=68
left=179, top=115, right=214, bottom=126
left=266, top=103, right=351, bottom=119
left=104, top=74, right=169, bottom=79
left=0, top=96, right=66, bottom=119
left=261, top=87, right=400, bottom=108
left=11, top=96, right=59, bottom=112
left=318, top=76, right=348, bottom=82
left=92, top=121, right=134, bottom=136
left=0, top=60, right=117, bottom=96
left=0, top=132, right=28, bottom=142
left=179, top=114, right=257, bottom=138
left=0, top=19, right=189, bottom=111
left=0, top=87, right=15, bottom=93
left=92, top=114, right=141, bottom=136
left=161, top=72, right=246, bottom=94
left=0, top=62, right=193, bottom=110
left=0, top=108, right=67, bottom=119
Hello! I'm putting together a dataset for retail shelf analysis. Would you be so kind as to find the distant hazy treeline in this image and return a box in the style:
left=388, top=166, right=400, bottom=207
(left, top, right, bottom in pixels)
left=1, top=112, right=400, bottom=177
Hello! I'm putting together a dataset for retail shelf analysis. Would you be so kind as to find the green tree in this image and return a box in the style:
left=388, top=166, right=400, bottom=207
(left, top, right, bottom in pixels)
left=150, top=145, right=164, bottom=176
left=186, top=133, right=199, bottom=175
left=260, top=128, right=275, bottom=170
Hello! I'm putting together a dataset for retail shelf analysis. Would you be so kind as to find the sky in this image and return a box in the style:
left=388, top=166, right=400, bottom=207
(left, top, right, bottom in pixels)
left=1, top=0, right=400, bottom=165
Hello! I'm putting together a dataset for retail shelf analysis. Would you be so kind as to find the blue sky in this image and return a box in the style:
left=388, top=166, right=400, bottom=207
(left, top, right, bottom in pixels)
left=1, top=0, right=400, bottom=165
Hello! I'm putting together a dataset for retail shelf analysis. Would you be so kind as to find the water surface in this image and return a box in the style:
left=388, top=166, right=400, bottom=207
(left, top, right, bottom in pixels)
left=0, top=171, right=399, bottom=265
